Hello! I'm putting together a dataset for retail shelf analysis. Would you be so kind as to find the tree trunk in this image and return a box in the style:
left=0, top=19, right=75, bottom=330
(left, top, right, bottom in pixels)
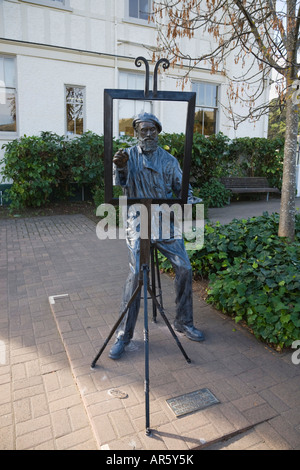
left=278, top=86, right=299, bottom=241
left=278, top=0, right=299, bottom=241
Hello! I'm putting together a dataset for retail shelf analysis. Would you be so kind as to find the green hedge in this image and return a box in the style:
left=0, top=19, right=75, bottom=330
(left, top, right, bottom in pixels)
left=159, top=132, right=284, bottom=207
left=228, top=136, right=284, bottom=190
left=0, top=132, right=135, bottom=210
left=159, top=132, right=284, bottom=188
left=0, top=131, right=105, bottom=209
left=1, top=131, right=284, bottom=210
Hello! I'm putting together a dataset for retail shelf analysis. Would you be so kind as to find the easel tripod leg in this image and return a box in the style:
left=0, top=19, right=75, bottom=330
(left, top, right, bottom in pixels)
left=150, top=247, right=157, bottom=322
left=147, top=286, right=191, bottom=364
left=90, top=284, right=142, bottom=369
left=143, top=265, right=151, bottom=436
left=154, top=247, right=164, bottom=310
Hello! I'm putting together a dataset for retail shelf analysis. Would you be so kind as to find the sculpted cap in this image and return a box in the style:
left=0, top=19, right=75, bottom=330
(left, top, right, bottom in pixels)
left=132, top=112, right=162, bottom=134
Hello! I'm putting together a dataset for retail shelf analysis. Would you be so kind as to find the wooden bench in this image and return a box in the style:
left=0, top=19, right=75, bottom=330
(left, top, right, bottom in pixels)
left=220, top=177, right=280, bottom=202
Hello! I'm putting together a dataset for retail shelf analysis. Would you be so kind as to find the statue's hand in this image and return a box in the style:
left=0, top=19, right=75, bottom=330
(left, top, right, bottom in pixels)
left=113, top=149, right=129, bottom=168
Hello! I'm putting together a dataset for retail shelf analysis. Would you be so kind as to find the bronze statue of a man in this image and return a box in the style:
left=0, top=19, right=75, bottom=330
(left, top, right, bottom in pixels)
left=110, top=112, right=205, bottom=360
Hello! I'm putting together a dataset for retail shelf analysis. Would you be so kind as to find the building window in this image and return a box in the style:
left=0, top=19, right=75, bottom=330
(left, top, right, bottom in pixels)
left=65, top=86, right=85, bottom=136
left=129, top=0, right=152, bottom=21
left=118, top=72, right=152, bottom=137
left=192, top=82, right=218, bottom=135
left=20, top=0, right=72, bottom=11
left=0, top=56, right=17, bottom=134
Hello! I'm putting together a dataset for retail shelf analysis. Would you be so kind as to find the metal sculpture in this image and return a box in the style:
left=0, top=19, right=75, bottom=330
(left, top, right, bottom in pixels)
left=91, top=58, right=203, bottom=437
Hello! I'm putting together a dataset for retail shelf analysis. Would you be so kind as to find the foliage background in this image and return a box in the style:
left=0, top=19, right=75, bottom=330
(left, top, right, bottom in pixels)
left=1, top=131, right=284, bottom=210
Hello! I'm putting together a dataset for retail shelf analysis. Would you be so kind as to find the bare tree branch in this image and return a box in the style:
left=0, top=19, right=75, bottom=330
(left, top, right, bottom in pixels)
left=153, top=0, right=300, bottom=239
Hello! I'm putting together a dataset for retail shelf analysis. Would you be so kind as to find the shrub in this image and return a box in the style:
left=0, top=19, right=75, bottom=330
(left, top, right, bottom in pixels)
left=159, top=212, right=300, bottom=350
left=191, top=132, right=232, bottom=185
left=66, top=131, right=104, bottom=187
left=158, top=132, right=284, bottom=194
left=158, top=132, right=234, bottom=205
left=1, top=131, right=105, bottom=210
left=228, top=136, right=284, bottom=189
left=208, top=251, right=300, bottom=350
left=191, top=213, right=300, bottom=350
left=1, top=132, right=65, bottom=209
left=198, top=178, right=231, bottom=208
left=1, top=131, right=284, bottom=210
left=158, top=132, right=185, bottom=164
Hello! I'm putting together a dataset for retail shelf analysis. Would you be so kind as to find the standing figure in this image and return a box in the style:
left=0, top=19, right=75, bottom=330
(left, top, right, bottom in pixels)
left=109, top=112, right=204, bottom=360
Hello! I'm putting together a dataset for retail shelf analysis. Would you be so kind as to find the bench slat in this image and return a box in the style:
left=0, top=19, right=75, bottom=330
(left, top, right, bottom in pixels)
left=230, top=188, right=280, bottom=192
left=219, top=177, right=280, bottom=202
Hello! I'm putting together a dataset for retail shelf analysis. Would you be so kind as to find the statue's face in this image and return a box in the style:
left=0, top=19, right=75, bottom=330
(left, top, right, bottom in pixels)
left=136, top=121, right=158, bottom=152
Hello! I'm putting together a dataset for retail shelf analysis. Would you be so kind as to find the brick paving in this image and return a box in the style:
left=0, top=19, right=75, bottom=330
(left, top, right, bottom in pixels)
left=0, top=211, right=300, bottom=450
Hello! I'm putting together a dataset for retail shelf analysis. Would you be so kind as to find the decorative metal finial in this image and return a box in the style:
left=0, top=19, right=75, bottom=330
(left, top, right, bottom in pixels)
left=153, top=58, right=170, bottom=96
left=135, top=57, right=150, bottom=97
left=135, top=56, right=170, bottom=98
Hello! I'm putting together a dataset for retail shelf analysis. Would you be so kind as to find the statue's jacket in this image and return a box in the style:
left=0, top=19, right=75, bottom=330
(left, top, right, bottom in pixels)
left=113, top=145, right=199, bottom=241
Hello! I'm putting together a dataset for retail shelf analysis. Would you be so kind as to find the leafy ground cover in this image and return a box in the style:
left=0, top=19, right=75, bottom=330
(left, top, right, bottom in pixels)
left=160, top=211, right=300, bottom=351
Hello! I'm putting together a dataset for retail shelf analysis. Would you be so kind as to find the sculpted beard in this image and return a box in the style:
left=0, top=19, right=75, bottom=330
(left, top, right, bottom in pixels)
left=138, top=134, right=158, bottom=153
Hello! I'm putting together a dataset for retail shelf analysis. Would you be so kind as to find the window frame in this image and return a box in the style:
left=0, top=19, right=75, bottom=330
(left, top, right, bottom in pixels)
left=192, top=81, right=219, bottom=136
left=20, top=0, right=72, bottom=11
left=65, top=85, right=86, bottom=137
left=126, top=0, right=153, bottom=24
left=0, top=55, right=18, bottom=139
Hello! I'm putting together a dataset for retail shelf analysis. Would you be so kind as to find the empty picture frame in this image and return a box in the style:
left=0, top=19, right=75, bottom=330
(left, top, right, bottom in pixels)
left=103, top=88, right=196, bottom=206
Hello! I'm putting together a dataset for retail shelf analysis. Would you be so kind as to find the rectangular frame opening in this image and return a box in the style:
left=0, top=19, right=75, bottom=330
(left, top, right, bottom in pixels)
left=104, top=88, right=196, bottom=206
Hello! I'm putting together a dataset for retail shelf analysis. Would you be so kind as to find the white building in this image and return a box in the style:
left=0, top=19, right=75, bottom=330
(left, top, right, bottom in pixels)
left=0, top=0, right=270, bottom=193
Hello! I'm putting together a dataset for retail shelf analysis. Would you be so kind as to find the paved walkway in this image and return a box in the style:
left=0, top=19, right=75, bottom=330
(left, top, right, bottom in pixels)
left=208, top=197, right=300, bottom=225
left=0, top=199, right=299, bottom=450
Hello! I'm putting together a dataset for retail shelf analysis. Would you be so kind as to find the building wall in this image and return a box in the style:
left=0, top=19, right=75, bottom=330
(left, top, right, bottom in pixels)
left=0, top=0, right=270, bottom=184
